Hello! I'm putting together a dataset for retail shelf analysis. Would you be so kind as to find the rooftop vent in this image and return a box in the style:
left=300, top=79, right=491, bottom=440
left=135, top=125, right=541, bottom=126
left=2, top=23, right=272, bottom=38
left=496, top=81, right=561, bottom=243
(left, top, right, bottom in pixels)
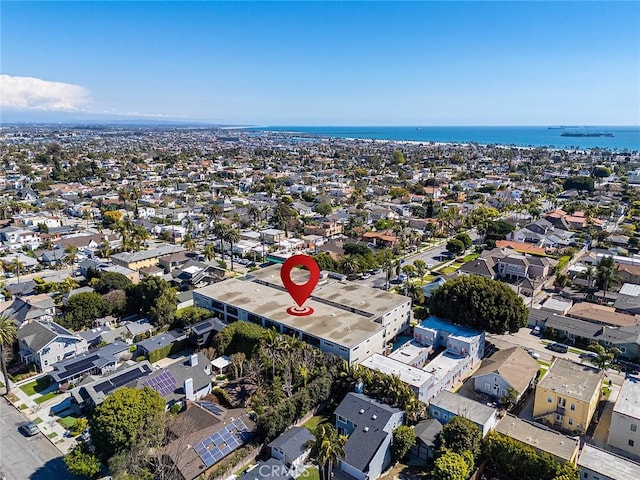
left=371, top=414, right=377, bottom=420
left=359, top=408, right=365, bottom=414
left=363, top=426, right=369, bottom=432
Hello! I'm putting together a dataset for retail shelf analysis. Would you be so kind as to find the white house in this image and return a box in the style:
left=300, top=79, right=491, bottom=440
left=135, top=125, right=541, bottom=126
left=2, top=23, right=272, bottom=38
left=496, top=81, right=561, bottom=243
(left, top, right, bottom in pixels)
left=17, top=320, right=89, bottom=372
left=608, top=376, right=640, bottom=460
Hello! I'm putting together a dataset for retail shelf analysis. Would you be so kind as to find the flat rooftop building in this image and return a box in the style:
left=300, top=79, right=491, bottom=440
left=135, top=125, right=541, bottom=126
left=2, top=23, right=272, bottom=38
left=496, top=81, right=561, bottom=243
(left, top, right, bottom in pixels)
left=361, top=353, right=433, bottom=403
left=578, top=444, right=640, bottom=480
left=194, top=264, right=411, bottom=364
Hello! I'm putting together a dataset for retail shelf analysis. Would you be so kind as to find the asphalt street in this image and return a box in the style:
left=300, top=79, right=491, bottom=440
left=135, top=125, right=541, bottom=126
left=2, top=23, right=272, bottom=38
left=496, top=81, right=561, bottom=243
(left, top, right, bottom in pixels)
left=0, top=398, right=76, bottom=480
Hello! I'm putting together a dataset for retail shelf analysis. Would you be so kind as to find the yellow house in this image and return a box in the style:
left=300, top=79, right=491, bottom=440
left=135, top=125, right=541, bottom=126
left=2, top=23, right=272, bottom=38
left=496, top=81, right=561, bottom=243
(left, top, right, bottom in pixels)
left=110, top=244, right=185, bottom=271
left=533, top=358, right=603, bottom=434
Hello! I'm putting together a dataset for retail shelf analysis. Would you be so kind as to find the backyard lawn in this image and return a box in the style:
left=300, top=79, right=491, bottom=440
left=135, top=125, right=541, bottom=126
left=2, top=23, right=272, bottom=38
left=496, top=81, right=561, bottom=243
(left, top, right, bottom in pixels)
left=19, top=377, right=51, bottom=396
left=302, top=413, right=330, bottom=433
left=59, top=415, right=79, bottom=428
left=462, top=253, right=480, bottom=262
left=302, top=467, right=320, bottom=480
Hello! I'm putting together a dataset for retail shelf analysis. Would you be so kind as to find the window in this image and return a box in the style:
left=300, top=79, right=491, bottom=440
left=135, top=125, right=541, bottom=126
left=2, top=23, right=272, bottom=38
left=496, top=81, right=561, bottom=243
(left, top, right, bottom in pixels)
left=632, top=424, right=637, bottom=432
left=433, top=411, right=439, bottom=417
left=570, top=403, right=576, bottom=411
left=568, top=418, right=574, bottom=426
left=629, top=439, right=635, bottom=447
left=337, top=415, right=346, bottom=423
left=547, top=396, right=553, bottom=403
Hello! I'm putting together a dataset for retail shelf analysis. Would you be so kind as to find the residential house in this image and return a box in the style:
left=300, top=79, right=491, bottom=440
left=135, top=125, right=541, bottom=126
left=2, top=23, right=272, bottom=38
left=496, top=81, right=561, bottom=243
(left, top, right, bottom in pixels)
left=240, top=458, right=291, bottom=480
left=70, top=361, right=154, bottom=408
left=472, top=346, right=539, bottom=402
left=110, top=244, right=185, bottom=270
left=304, top=221, right=343, bottom=238
left=135, top=353, right=212, bottom=409
left=334, top=392, right=404, bottom=480
left=268, top=426, right=315, bottom=470
left=428, top=390, right=498, bottom=437
left=362, top=231, right=398, bottom=248
left=135, top=329, right=185, bottom=360
left=533, top=358, right=604, bottom=434
left=495, top=414, right=580, bottom=464
left=608, top=376, right=640, bottom=460
left=578, top=444, right=640, bottom=480
left=1, top=294, right=57, bottom=326
left=162, top=403, right=256, bottom=480
left=261, top=229, right=287, bottom=244
left=49, top=341, right=131, bottom=385
left=186, top=317, right=227, bottom=349
left=408, top=419, right=443, bottom=465
left=17, top=319, right=89, bottom=372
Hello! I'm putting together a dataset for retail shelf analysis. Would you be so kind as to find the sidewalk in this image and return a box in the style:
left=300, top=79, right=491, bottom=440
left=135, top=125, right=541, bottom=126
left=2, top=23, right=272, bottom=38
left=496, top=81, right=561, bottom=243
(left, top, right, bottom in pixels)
left=5, top=376, right=78, bottom=455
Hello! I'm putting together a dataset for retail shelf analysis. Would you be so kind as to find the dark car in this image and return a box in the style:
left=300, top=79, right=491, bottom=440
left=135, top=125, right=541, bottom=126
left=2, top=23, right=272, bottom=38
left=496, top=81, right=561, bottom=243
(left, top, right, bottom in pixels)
left=547, top=343, right=569, bottom=354
left=19, top=421, right=39, bottom=437
left=579, top=352, right=598, bottom=359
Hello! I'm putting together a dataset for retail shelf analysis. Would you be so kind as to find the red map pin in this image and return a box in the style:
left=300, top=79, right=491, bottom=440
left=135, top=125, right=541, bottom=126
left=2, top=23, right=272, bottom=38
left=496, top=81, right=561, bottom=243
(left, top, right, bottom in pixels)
left=280, top=254, right=320, bottom=316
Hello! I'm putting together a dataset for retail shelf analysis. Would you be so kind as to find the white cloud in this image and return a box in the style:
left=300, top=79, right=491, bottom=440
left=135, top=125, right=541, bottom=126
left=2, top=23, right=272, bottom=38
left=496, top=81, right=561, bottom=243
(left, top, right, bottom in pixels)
left=0, top=74, right=92, bottom=111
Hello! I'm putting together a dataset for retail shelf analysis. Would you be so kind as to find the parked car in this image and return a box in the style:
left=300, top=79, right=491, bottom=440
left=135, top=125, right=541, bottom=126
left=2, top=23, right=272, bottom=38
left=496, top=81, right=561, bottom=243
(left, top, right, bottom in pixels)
left=527, top=349, right=540, bottom=359
left=371, top=268, right=382, bottom=275
left=19, top=421, right=39, bottom=437
left=532, top=326, right=541, bottom=336
left=547, top=343, right=569, bottom=353
left=78, top=427, right=91, bottom=442
left=359, top=272, right=371, bottom=280
left=579, top=352, right=598, bottom=359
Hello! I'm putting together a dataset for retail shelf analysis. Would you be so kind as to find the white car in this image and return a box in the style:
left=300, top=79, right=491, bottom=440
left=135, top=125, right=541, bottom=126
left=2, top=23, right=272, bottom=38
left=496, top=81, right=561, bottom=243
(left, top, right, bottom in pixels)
left=527, top=349, right=540, bottom=360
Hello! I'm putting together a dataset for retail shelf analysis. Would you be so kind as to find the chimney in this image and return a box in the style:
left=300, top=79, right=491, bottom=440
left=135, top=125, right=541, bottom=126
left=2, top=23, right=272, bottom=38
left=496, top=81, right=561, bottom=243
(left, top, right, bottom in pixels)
left=184, top=378, right=195, bottom=401
left=190, top=354, right=198, bottom=366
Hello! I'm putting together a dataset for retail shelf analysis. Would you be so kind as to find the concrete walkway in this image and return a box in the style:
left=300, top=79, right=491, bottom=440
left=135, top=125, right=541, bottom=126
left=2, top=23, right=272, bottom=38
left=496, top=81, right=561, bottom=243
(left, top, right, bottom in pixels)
left=592, top=383, right=621, bottom=448
left=5, top=376, right=79, bottom=455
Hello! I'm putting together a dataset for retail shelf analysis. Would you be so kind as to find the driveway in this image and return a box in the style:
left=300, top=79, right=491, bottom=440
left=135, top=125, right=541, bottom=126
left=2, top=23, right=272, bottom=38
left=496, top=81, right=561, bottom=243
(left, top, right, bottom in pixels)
left=0, top=397, right=79, bottom=480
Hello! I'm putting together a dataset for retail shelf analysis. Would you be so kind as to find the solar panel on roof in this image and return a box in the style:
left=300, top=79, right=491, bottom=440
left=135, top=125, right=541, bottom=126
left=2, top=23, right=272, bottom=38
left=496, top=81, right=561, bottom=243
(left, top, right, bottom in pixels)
left=142, top=370, right=176, bottom=397
left=198, top=401, right=224, bottom=415
left=193, top=419, right=254, bottom=468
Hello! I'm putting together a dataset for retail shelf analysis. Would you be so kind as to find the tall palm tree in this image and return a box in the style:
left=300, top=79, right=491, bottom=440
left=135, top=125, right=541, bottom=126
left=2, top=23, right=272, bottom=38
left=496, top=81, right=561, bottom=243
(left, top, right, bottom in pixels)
left=339, top=257, right=360, bottom=276
left=65, top=245, right=78, bottom=265
left=307, top=424, right=348, bottom=480
left=100, top=238, right=112, bottom=259
left=212, top=223, right=227, bottom=263
left=261, top=328, right=280, bottom=379
left=0, top=314, right=17, bottom=394
left=182, top=233, right=197, bottom=252
left=223, top=226, right=240, bottom=271
left=597, top=265, right=618, bottom=304
left=11, top=258, right=24, bottom=284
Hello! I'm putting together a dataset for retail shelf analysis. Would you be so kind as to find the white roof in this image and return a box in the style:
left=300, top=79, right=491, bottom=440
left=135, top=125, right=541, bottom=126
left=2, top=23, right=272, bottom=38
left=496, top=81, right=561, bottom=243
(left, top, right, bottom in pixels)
left=361, top=353, right=432, bottom=388
left=613, top=376, right=640, bottom=420
left=620, top=283, right=640, bottom=297
left=211, top=355, right=230, bottom=369
left=578, top=444, right=640, bottom=480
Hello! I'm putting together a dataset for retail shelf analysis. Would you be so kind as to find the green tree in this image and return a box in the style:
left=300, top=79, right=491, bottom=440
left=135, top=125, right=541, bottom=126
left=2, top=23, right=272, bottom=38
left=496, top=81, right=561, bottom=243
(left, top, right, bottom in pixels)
left=307, top=424, right=348, bottom=480
left=596, top=256, right=618, bottom=303
left=148, top=290, right=177, bottom=327
left=391, top=425, right=416, bottom=462
left=430, top=275, right=528, bottom=334
left=392, top=150, right=406, bottom=165
left=586, top=343, right=620, bottom=370
left=0, top=314, right=18, bottom=394
left=455, top=233, right=473, bottom=250
left=64, top=292, right=108, bottom=331
left=223, top=226, right=241, bottom=271
left=439, top=416, right=482, bottom=458
left=90, top=386, right=165, bottom=461
left=446, top=238, right=465, bottom=255
left=563, top=176, right=594, bottom=193
left=127, top=276, right=175, bottom=318
left=94, top=271, right=132, bottom=294
left=64, top=444, right=102, bottom=478
left=174, top=306, right=211, bottom=326
left=432, top=450, right=472, bottom=480
left=413, top=259, right=427, bottom=285
left=315, top=203, right=333, bottom=216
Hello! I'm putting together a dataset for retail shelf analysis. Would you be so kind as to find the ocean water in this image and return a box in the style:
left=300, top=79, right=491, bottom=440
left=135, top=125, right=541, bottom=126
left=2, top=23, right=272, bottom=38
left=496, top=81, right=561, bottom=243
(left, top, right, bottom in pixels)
left=246, top=126, right=640, bottom=151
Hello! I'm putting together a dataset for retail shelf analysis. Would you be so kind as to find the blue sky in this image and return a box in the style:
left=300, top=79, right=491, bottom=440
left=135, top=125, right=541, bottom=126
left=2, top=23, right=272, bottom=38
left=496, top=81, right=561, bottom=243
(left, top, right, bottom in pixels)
left=1, top=1, right=639, bottom=125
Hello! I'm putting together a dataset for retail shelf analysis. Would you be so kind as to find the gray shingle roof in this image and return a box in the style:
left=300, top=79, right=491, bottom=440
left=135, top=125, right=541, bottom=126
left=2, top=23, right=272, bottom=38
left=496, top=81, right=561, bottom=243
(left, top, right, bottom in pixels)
left=267, top=427, right=315, bottom=463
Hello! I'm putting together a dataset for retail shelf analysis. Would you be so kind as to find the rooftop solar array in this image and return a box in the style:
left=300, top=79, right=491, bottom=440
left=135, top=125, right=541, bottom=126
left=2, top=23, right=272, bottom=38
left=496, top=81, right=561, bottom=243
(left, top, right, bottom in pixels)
left=194, top=419, right=253, bottom=468
left=60, top=354, right=101, bottom=378
left=142, top=370, right=176, bottom=397
left=94, top=364, right=153, bottom=394
left=198, top=401, right=224, bottom=415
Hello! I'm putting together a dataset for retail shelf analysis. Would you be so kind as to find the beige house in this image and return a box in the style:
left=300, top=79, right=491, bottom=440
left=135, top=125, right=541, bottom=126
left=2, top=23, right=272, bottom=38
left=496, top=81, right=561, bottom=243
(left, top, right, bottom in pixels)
left=472, top=346, right=539, bottom=402
left=533, top=358, right=603, bottom=434
left=110, top=244, right=185, bottom=270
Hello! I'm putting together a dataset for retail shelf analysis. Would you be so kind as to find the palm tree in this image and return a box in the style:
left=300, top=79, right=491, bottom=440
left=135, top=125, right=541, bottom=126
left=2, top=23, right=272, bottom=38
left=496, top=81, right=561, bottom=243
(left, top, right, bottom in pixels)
left=182, top=233, right=197, bottom=252
left=100, top=238, right=112, bottom=259
left=65, top=245, right=78, bottom=265
left=413, top=259, right=427, bottom=285
left=11, top=258, right=24, bottom=284
left=223, top=226, right=240, bottom=271
left=131, top=225, right=150, bottom=252
left=0, top=314, right=17, bottom=394
left=261, top=328, right=280, bottom=379
left=212, top=223, right=227, bottom=263
left=597, top=265, right=618, bottom=304
left=203, top=243, right=216, bottom=262
left=307, top=424, right=348, bottom=480
left=404, top=281, right=425, bottom=305
left=339, top=257, right=360, bottom=276
left=587, top=343, right=620, bottom=371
